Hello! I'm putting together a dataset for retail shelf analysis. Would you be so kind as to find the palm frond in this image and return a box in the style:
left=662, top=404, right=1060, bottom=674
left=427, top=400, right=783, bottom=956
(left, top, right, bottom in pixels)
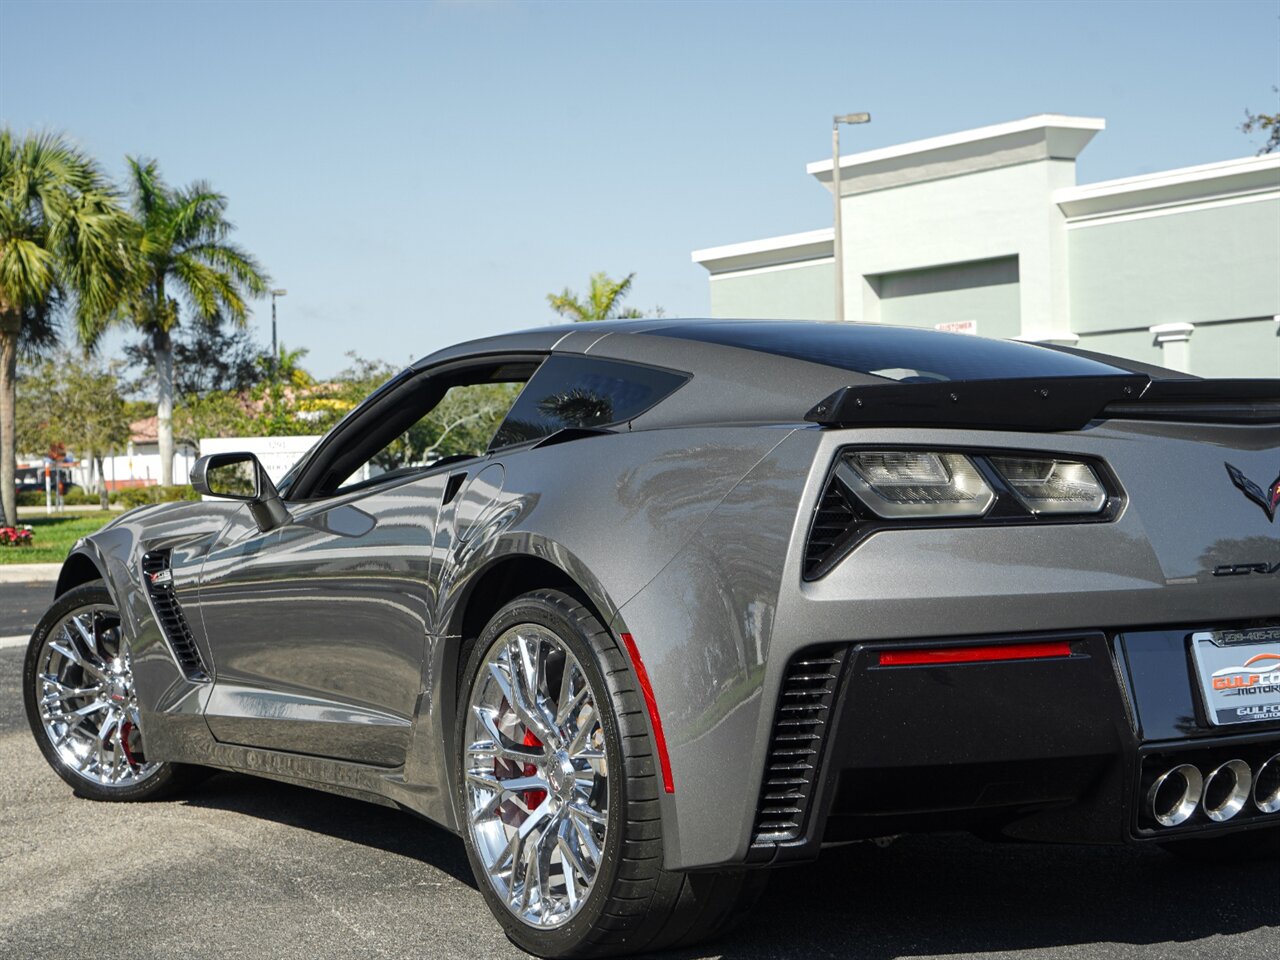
left=546, top=288, right=590, bottom=322
left=547, top=271, right=638, bottom=322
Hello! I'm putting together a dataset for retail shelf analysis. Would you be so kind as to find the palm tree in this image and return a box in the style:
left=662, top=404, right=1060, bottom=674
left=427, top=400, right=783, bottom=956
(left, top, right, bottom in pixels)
left=0, top=130, right=133, bottom=526
left=117, top=157, right=268, bottom=485
left=547, top=271, right=644, bottom=322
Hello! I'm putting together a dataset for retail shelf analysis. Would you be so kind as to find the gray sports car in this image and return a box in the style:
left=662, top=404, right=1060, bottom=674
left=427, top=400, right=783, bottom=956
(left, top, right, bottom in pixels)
left=23, top=320, right=1280, bottom=957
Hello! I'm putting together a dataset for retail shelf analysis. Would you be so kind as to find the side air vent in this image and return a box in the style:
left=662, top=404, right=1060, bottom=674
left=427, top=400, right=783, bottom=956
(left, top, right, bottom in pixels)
left=804, top=477, right=858, bottom=579
left=141, top=551, right=209, bottom=681
left=751, top=645, right=849, bottom=847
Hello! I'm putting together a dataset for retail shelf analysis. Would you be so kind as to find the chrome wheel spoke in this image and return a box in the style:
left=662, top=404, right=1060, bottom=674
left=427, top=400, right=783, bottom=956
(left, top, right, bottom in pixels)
left=33, top=602, right=161, bottom=789
left=570, top=812, right=602, bottom=866
left=564, top=703, right=598, bottom=756
left=465, top=622, right=610, bottom=929
left=40, top=674, right=102, bottom=699
left=488, top=659, right=555, bottom=747
left=47, top=639, right=107, bottom=682
left=469, top=706, right=543, bottom=764
left=568, top=801, right=606, bottom=826
left=70, top=613, right=102, bottom=661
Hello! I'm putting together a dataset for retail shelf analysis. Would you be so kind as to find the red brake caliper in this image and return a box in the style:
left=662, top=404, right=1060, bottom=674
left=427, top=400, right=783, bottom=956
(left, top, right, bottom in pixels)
left=521, top=729, right=547, bottom=809
left=119, top=719, right=139, bottom=766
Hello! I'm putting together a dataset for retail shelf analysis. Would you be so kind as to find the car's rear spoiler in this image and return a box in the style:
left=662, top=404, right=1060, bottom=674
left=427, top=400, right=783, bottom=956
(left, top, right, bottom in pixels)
left=805, top=375, right=1280, bottom=431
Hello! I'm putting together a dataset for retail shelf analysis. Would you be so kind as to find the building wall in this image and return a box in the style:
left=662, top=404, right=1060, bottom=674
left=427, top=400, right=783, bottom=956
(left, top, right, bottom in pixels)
left=842, top=160, right=1074, bottom=339
left=708, top=260, right=834, bottom=320
left=1074, top=328, right=1167, bottom=368
left=872, top=255, right=1021, bottom=338
left=1079, top=319, right=1280, bottom=378
left=1068, top=198, right=1280, bottom=333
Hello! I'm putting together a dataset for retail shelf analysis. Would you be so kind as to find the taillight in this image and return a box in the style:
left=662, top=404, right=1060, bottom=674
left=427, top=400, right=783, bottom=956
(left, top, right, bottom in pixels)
left=838, top=451, right=994, bottom=519
left=803, top=448, right=1122, bottom=579
left=989, top=456, right=1107, bottom=515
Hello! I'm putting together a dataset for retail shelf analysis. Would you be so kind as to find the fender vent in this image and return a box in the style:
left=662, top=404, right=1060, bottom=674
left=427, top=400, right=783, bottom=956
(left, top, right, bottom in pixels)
left=804, top=478, right=858, bottom=579
left=141, top=550, right=208, bottom=681
left=752, top=645, right=849, bottom=846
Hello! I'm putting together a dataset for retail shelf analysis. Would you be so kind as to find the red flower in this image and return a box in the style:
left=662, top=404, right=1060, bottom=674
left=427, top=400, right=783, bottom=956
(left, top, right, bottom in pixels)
left=0, top=526, right=34, bottom=547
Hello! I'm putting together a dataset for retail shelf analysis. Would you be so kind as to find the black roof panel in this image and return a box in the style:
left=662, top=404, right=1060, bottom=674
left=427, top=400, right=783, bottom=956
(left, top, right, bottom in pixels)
left=643, top=320, right=1130, bottom=383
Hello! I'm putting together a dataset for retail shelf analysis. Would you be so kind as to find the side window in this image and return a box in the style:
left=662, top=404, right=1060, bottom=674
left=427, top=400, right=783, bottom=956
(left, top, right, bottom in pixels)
left=490, top=356, right=688, bottom=450
left=338, top=381, right=523, bottom=491
left=289, top=359, right=540, bottom=499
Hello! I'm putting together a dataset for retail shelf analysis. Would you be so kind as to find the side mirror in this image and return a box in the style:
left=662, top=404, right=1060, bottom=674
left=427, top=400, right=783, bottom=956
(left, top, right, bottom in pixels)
left=191, top=452, right=291, bottom=533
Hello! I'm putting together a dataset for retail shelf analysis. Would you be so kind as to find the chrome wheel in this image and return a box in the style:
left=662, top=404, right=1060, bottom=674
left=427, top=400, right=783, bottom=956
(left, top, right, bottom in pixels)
left=464, top=624, right=609, bottom=929
left=33, top=604, right=161, bottom=788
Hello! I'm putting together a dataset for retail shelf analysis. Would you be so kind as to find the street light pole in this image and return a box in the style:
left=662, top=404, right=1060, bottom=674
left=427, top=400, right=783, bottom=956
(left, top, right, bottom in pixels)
left=832, top=112, right=870, bottom=322
left=269, top=288, right=287, bottom=376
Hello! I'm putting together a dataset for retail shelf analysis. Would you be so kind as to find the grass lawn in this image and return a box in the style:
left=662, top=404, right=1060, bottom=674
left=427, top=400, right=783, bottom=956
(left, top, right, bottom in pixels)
left=1, top=511, right=117, bottom=564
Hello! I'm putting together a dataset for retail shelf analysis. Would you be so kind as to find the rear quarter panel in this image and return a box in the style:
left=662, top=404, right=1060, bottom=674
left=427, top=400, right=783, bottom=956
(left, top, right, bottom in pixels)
left=415, top=425, right=799, bottom=831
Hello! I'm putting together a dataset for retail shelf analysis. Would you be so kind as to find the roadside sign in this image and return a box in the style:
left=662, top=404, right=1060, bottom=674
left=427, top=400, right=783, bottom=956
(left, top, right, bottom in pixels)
left=935, top=320, right=978, bottom=335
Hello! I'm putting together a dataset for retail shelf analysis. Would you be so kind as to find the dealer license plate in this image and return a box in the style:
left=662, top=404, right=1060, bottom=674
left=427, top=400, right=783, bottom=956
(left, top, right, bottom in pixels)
left=1191, top=627, right=1280, bottom=727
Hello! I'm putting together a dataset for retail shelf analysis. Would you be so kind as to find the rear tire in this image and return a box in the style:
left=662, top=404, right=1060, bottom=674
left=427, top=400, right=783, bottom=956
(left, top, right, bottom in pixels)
left=455, top=589, right=765, bottom=958
left=23, top=581, right=204, bottom=802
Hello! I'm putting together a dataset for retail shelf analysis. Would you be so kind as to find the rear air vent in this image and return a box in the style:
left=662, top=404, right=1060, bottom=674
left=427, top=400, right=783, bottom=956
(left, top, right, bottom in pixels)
left=141, top=551, right=208, bottom=681
left=804, top=477, right=858, bottom=579
left=751, top=645, right=849, bottom=846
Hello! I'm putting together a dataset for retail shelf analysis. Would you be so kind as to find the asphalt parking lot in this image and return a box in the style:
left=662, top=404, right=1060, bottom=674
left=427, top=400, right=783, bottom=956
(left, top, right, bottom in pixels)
left=0, top=582, right=1276, bottom=960
left=0, top=580, right=53, bottom=638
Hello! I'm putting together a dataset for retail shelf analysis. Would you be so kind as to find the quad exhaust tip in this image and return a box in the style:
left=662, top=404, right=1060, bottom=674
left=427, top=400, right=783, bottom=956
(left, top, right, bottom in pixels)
left=1148, top=764, right=1202, bottom=827
left=1202, top=759, right=1251, bottom=823
left=1255, top=753, right=1280, bottom=815
left=1148, top=753, right=1280, bottom=827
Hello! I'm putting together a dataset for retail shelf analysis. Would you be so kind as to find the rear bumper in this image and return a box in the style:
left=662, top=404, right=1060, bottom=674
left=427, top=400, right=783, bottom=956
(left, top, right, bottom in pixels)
left=746, top=627, right=1280, bottom=867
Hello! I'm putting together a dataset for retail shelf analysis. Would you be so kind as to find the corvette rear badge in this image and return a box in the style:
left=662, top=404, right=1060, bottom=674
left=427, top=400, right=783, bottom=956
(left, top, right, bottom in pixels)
left=1225, top=462, right=1280, bottom=522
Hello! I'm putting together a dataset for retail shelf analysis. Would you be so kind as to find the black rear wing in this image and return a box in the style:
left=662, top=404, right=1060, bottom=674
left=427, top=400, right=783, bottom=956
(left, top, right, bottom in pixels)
left=805, top=376, right=1280, bottom=431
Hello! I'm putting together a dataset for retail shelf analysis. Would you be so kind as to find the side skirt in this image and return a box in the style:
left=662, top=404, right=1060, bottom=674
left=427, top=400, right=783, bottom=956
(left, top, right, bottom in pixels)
left=145, top=713, right=450, bottom=828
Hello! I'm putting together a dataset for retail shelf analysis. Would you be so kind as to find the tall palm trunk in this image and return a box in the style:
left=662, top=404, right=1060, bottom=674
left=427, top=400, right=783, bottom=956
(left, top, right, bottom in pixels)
left=154, top=326, right=175, bottom=487
left=94, top=453, right=110, bottom=510
left=0, top=317, right=18, bottom=527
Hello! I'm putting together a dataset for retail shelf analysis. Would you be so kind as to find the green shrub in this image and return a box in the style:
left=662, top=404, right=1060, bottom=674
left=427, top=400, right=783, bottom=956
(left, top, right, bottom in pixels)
left=110, top=485, right=200, bottom=508
left=16, top=486, right=101, bottom=506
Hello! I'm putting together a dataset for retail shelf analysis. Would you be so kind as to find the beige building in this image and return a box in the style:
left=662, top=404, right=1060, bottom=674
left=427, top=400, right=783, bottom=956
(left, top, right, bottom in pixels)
left=692, top=115, right=1280, bottom=377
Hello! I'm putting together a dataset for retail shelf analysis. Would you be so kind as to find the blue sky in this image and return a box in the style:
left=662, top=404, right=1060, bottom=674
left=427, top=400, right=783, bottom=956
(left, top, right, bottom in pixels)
left=2, top=0, right=1278, bottom=376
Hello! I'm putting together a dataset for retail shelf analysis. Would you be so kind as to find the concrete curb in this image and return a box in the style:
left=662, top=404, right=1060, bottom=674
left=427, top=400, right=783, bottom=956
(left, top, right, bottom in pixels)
left=0, top=564, right=62, bottom=583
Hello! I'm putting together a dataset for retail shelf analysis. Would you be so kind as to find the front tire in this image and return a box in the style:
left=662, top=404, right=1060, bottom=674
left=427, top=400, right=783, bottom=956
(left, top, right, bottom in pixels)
left=23, top=581, right=201, bottom=802
left=456, top=589, right=764, bottom=958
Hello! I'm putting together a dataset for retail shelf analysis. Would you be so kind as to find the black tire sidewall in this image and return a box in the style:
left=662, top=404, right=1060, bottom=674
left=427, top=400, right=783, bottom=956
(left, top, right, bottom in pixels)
left=23, top=581, right=180, bottom=802
left=455, top=590, right=628, bottom=957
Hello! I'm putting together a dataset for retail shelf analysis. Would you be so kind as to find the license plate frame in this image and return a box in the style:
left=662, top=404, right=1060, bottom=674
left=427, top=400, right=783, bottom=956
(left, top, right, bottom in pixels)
left=1190, top=627, right=1280, bottom=727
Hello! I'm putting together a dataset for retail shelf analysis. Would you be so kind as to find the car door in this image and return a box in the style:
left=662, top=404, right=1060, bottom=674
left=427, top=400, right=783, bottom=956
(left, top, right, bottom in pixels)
left=197, top=471, right=447, bottom=766
left=194, top=356, right=539, bottom=767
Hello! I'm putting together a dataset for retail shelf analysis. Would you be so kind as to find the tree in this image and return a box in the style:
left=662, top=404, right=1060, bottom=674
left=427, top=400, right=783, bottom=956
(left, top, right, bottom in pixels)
left=18, top=352, right=129, bottom=508
left=124, top=318, right=266, bottom=395
left=547, top=271, right=645, bottom=322
left=0, top=130, right=134, bottom=526
left=254, top=343, right=320, bottom=437
left=173, top=389, right=255, bottom=447
left=113, top=157, right=268, bottom=486
left=1241, top=88, right=1280, bottom=155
